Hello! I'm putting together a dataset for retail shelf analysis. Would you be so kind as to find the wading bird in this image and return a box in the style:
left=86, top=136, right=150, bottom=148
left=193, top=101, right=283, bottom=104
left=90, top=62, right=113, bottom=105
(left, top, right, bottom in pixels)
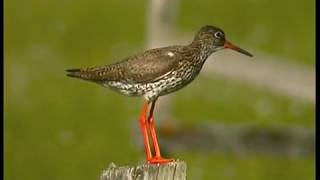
left=66, top=25, right=253, bottom=164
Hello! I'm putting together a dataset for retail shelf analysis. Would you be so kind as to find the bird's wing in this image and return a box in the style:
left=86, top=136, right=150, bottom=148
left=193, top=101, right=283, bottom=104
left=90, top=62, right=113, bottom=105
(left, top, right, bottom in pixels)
left=67, top=46, right=183, bottom=83
left=120, top=47, right=183, bottom=83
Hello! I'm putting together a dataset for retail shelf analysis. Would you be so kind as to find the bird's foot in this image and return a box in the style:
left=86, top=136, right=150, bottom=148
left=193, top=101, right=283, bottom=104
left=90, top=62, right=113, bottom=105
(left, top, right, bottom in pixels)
left=147, top=156, right=175, bottom=164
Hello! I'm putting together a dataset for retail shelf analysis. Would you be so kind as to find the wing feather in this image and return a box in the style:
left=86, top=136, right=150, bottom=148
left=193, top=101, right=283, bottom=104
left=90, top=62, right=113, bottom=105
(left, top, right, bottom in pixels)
left=71, top=46, right=184, bottom=83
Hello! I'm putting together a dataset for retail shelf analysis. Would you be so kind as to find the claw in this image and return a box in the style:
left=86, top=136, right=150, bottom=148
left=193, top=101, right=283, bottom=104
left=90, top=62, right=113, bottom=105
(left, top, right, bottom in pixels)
left=148, top=157, right=175, bottom=164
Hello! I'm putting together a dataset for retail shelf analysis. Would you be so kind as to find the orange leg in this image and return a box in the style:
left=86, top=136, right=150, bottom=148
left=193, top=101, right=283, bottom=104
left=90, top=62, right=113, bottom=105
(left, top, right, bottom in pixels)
left=147, top=99, right=174, bottom=164
left=139, top=102, right=152, bottom=161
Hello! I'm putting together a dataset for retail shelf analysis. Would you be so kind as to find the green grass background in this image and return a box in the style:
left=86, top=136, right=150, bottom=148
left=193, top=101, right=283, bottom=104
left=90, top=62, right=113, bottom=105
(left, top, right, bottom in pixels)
left=4, top=0, right=315, bottom=179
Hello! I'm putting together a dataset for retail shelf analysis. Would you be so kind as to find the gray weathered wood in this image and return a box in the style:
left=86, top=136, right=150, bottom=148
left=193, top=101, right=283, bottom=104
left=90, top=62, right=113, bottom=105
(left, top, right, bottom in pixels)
left=99, top=160, right=186, bottom=180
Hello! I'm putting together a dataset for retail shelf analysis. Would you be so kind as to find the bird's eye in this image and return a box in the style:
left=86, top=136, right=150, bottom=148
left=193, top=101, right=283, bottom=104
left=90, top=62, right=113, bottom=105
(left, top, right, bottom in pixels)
left=214, top=31, right=223, bottom=38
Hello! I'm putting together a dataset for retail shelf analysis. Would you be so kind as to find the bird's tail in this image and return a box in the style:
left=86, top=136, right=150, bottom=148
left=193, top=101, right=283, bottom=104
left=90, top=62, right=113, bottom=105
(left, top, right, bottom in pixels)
left=66, top=68, right=96, bottom=81
left=66, top=67, right=103, bottom=81
left=66, top=68, right=83, bottom=78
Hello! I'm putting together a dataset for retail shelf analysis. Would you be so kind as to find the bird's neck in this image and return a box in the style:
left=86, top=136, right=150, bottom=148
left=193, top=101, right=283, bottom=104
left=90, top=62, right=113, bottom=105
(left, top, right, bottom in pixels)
left=189, top=40, right=216, bottom=64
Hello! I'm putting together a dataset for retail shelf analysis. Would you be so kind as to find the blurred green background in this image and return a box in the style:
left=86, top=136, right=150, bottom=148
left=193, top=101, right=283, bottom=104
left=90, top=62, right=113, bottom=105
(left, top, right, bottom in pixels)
left=4, top=0, right=315, bottom=179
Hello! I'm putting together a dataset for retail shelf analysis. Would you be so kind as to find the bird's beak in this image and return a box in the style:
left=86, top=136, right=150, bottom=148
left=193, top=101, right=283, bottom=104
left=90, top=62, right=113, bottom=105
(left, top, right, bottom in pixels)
left=224, top=41, right=253, bottom=57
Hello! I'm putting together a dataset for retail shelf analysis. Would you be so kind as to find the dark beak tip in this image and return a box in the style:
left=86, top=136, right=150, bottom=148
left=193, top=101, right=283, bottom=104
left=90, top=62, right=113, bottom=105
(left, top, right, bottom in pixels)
left=242, top=52, right=253, bottom=58
left=246, top=52, right=254, bottom=57
left=224, top=41, right=253, bottom=58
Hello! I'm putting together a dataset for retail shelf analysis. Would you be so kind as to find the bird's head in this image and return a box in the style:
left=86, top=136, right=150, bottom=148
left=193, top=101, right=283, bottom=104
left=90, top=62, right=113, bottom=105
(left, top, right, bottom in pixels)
left=194, top=25, right=253, bottom=57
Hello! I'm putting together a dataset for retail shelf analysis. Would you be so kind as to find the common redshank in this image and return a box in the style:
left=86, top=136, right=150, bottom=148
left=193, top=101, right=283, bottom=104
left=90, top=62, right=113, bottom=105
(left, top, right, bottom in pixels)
left=66, top=25, right=253, bottom=164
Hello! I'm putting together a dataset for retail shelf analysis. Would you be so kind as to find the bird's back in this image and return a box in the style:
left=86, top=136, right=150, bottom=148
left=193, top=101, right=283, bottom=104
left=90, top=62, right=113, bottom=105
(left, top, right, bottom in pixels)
left=66, top=45, right=185, bottom=84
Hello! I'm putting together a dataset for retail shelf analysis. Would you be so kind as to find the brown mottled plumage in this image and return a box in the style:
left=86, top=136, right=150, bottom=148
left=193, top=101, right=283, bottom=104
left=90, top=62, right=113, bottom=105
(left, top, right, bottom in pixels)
left=67, top=46, right=182, bottom=83
left=66, top=25, right=252, bottom=102
left=66, top=25, right=252, bottom=164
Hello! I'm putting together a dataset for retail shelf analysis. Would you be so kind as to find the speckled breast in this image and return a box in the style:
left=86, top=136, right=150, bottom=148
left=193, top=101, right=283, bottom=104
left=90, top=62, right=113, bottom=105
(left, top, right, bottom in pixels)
left=105, top=62, right=203, bottom=102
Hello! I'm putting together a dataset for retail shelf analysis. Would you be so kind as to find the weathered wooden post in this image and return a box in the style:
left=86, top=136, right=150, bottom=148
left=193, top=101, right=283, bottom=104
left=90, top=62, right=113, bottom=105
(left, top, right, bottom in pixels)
left=99, top=160, right=186, bottom=180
